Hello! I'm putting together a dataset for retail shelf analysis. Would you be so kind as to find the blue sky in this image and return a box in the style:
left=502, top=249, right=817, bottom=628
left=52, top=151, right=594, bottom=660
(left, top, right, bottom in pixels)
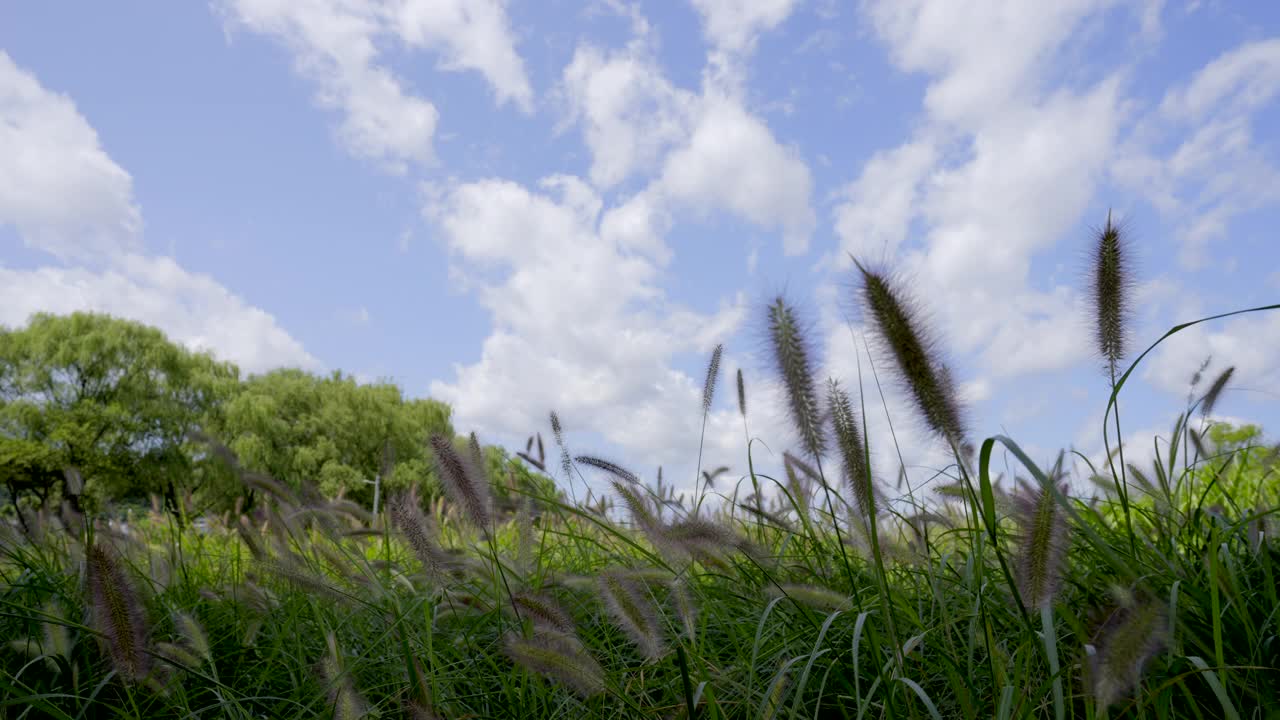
left=3, top=1, right=1279, bottom=500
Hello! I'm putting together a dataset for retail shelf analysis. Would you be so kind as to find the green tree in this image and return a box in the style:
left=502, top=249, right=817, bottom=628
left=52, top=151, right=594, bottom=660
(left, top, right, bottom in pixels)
left=0, top=313, right=239, bottom=514
left=212, top=369, right=454, bottom=508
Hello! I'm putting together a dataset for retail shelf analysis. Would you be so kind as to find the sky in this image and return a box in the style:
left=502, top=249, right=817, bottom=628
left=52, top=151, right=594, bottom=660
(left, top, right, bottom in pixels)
left=3, top=1, right=1279, bottom=504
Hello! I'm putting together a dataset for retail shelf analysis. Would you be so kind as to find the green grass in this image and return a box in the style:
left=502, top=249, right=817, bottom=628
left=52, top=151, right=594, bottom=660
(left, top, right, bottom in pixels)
left=3, top=413, right=1277, bottom=718
left=2, top=294, right=1279, bottom=718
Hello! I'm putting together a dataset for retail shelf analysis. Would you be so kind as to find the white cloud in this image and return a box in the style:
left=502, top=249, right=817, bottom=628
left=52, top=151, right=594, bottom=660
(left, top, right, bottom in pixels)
left=391, top=0, right=533, bottom=110
left=0, top=51, right=142, bottom=260
left=1159, top=38, right=1280, bottom=118
left=1116, top=38, right=1280, bottom=268
left=425, top=175, right=758, bottom=493
left=835, top=2, right=1132, bottom=382
left=1144, top=309, right=1280, bottom=403
left=218, top=0, right=532, bottom=170
left=0, top=256, right=319, bottom=374
left=658, top=93, right=817, bottom=254
left=834, top=139, right=937, bottom=263
left=862, top=0, right=1117, bottom=127
left=557, top=5, right=816, bottom=254
left=559, top=42, right=693, bottom=188
left=689, top=0, right=801, bottom=55
left=0, top=53, right=316, bottom=376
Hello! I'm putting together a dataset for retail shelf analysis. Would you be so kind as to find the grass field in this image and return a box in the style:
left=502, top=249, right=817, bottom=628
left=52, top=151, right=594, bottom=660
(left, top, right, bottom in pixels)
left=3, top=243, right=1279, bottom=719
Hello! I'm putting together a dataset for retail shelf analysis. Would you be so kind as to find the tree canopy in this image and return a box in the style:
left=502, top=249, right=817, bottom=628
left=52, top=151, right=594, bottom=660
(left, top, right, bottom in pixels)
left=0, top=312, right=555, bottom=519
left=210, top=368, right=454, bottom=509
left=0, top=313, right=238, bottom=512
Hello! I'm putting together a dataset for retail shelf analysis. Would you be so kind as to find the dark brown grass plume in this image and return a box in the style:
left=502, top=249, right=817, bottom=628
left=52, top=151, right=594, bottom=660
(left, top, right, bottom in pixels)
left=85, top=542, right=150, bottom=683
left=827, top=379, right=873, bottom=522
left=854, top=259, right=967, bottom=446
left=703, top=343, right=723, bottom=413
left=737, top=368, right=747, bottom=418
left=389, top=490, right=452, bottom=580
left=766, top=296, right=826, bottom=459
left=1088, top=211, right=1134, bottom=382
left=575, top=455, right=641, bottom=485
left=550, top=411, right=574, bottom=479
left=429, top=433, right=491, bottom=530
left=1200, top=365, right=1235, bottom=417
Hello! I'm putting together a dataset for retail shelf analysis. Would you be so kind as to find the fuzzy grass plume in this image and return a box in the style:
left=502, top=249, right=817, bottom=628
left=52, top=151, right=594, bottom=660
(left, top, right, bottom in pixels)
left=1089, top=597, right=1167, bottom=709
left=504, top=630, right=605, bottom=698
left=321, top=632, right=368, bottom=720
left=550, top=411, right=574, bottom=480
left=389, top=490, right=452, bottom=580
left=429, top=432, right=491, bottom=530
left=1014, top=474, right=1070, bottom=610
left=575, top=455, right=641, bottom=485
left=1200, top=365, right=1235, bottom=417
left=854, top=260, right=967, bottom=446
left=766, top=296, right=826, bottom=459
left=1088, top=211, right=1134, bottom=381
left=85, top=542, right=150, bottom=683
left=827, top=379, right=873, bottom=522
left=702, top=343, right=723, bottom=413
left=512, top=593, right=578, bottom=636
left=599, top=569, right=666, bottom=661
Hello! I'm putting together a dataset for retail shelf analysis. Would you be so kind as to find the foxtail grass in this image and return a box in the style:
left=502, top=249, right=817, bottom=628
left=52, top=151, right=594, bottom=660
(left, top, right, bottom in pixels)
left=1200, top=365, right=1234, bottom=418
left=853, top=259, right=966, bottom=447
left=85, top=541, right=150, bottom=683
left=504, top=630, right=605, bottom=698
left=1089, top=597, right=1166, bottom=711
left=429, top=433, right=492, bottom=530
left=766, top=296, right=826, bottom=460
left=599, top=569, right=667, bottom=661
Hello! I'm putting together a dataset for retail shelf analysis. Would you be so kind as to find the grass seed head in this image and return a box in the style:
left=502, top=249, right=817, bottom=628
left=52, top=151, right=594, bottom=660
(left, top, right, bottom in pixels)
left=389, top=490, right=452, bottom=580
left=1200, top=365, right=1235, bottom=418
left=1090, top=597, right=1167, bottom=709
left=1088, top=211, right=1135, bottom=381
left=85, top=542, right=150, bottom=683
left=702, top=343, right=724, bottom=413
left=512, top=593, right=577, bottom=635
left=766, top=296, right=827, bottom=460
left=504, top=630, right=605, bottom=698
left=770, top=583, right=852, bottom=612
left=575, top=455, right=641, bottom=484
left=828, top=379, right=873, bottom=523
left=737, top=368, right=747, bottom=418
left=855, top=259, right=967, bottom=446
left=599, top=569, right=667, bottom=661
left=1014, top=476, right=1070, bottom=610
left=429, top=433, right=492, bottom=530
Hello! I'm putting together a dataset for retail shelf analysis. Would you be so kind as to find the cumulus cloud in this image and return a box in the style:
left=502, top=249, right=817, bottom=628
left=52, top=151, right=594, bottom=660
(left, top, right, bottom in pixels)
left=0, top=256, right=319, bottom=374
left=658, top=93, right=816, bottom=254
left=0, top=53, right=316, bottom=376
left=1116, top=38, right=1280, bottom=268
left=559, top=41, right=693, bottom=189
left=689, top=0, right=801, bottom=55
left=0, top=51, right=142, bottom=260
left=835, top=1, right=1133, bottom=383
left=424, top=174, right=758, bottom=493
left=558, top=6, right=816, bottom=253
left=217, top=0, right=532, bottom=170
left=1143, top=308, right=1280, bottom=404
